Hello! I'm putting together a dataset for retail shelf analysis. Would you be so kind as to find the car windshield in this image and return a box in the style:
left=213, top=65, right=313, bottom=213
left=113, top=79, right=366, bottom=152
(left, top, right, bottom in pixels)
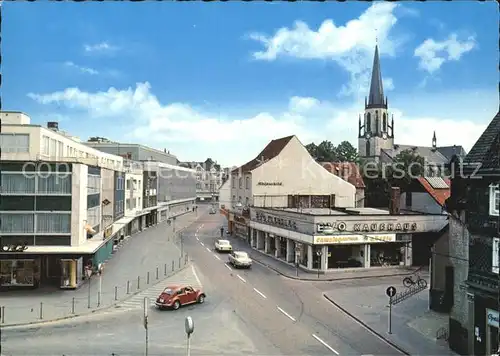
left=235, top=252, right=249, bottom=258
left=219, top=240, right=230, bottom=245
left=163, top=288, right=174, bottom=295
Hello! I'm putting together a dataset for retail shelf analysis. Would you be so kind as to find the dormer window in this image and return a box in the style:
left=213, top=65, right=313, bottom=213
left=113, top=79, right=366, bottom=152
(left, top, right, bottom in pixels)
left=489, top=184, right=499, bottom=216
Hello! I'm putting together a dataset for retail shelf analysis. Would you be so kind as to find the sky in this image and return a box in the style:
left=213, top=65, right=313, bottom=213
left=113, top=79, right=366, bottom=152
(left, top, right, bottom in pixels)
left=3, top=2, right=498, bottom=167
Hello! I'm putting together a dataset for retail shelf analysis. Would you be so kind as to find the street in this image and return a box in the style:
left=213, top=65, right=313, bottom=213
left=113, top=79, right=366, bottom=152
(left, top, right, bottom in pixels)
left=1, top=210, right=405, bottom=355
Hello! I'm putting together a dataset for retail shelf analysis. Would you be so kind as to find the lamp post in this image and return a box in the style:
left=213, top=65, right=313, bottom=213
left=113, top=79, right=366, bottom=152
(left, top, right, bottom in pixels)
left=85, top=266, right=93, bottom=308
left=316, top=250, right=323, bottom=279
left=185, top=316, right=194, bottom=356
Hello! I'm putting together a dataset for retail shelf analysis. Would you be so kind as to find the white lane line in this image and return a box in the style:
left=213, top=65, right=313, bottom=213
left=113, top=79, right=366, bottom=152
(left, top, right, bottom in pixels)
left=224, top=263, right=232, bottom=271
left=205, top=247, right=211, bottom=253
left=191, top=265, right=202, bottom=287
left=277, top=306, right=296, bottom=322
left=253, top=288, right=267, bottom=299
left=196, top=237, right=199, bottom=241
left=237, top=275, right=246, bottom=283
left=312, top=334, right=339, bottom=355
left=200, top=242, right=205, bottom=246
left=214, top=254, right=221, bottom=261
left=201, top=224, right=204, bottom=228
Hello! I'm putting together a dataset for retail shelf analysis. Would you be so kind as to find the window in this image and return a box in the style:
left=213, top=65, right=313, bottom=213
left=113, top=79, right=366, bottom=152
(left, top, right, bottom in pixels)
left=405, top=192, right=413, bottom=208
left=37, top=174, right=72, bottom=195
left=383, top=113, right=387, bottom=132
left=366, top=140, right=370, bottom=156
left=137, top=197, right=141, bottom=209
left=87, top=175, right=101, bottom=195
left=126, top=179, right=131, bottom=190
left=0, top=133, right=30, bottom=153
left=232, top=195, right=236, bottom=204
left=49, top=139, right=56, bottom=157
left=366, top=113, right=371, bottom=132
left=489, top=184, right=499, bottom=216
left=87, top=206, right=101, bottom=227
left=0, top=213, right=34, bottom=233
left=245, top=197, right=249, bottom=206
left=126, top=199, right=131, bottom=211
left=239, top=177, right=242, bottom=189
left=0, top=173, right=35, bottom=194
left=245, top=177, right=250, bottom=189
left=36, top=213, right=71, bottom=233
left=42, top=136, right=50, bottom=155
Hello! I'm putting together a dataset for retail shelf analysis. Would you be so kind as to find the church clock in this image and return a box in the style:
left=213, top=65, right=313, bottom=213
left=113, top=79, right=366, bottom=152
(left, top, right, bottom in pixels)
left=365, top=132, right=371, bottom=139
left=382, top=132, right=388, bottom=140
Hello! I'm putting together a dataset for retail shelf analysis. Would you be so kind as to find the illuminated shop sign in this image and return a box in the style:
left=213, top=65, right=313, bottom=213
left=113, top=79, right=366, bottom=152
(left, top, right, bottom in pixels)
left=255, top=212, right=297, bottom=230
left=313, top=234, right=396, bottom=244
left=486, top=308, right=499, bottom=328
left=316, top=222, right=417, bottom=234
left=257, top=182, right=283, bottom=186
left=1, top=243, right=29, bottom=253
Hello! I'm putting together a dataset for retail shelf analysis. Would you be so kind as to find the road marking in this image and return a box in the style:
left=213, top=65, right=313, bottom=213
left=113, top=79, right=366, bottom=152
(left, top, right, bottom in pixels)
left=237, top=275, right=246, bottom=283
left=224, top=263, right=232, bottom=271
left=200, top=242, right=205, bottom=246
left=196, top=237, right=199, bottom=241
left=253, top=288, right=267, bottom=299
left=191, top=265, right=203, bottom=287
left=205, top=247, right=211, bottom=253
left=277, top=306, right=296, bottom=322
left=312, top=334, right=339, bottom=355
left=201, top=224, right=204, bottom=228
left=214, top=254, right=221, bottom=261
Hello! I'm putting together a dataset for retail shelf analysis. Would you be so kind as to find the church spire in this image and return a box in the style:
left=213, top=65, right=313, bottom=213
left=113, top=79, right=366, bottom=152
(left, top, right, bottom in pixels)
left=366, top=45, right=387, bottom=109
left=432, top=131, right=437, bottom=148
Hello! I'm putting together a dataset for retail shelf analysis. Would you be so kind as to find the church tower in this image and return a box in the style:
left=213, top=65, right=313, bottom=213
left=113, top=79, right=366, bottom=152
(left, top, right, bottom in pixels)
left=358, top=45, right=394, bottom=162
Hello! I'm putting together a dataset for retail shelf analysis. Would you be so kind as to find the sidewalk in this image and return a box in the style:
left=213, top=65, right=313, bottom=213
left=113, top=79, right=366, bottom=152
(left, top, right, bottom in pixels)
left=227, top=236, right=420, bottom=281
left=323, top=277, right=457, bottom=355
left=0, top=209, right=203, bottom=327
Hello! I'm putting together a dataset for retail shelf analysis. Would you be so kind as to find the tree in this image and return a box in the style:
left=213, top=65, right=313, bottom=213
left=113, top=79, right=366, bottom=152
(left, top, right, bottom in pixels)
left=336, top=141, right=359, bottom=162
left=306, top=140, right=338, bottom=162
left=387, top=149, right=425, bottom=190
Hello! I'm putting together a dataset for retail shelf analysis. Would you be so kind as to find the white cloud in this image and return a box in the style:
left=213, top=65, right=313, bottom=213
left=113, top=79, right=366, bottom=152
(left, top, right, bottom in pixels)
left=248, top=3, right=402, bottom=98
left=64, top=61, right=99, bottom=75
left=414, top=33, right=476, bottom=73
left=27, top=83, right=494, bottom=167
left=83, top=41, right=119, bottom=53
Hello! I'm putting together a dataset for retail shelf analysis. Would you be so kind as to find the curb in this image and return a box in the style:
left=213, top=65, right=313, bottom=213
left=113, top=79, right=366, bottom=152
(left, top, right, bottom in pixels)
left=323, top=293, right=410, bottom=355
left=251, top=255, right=418, bottom=282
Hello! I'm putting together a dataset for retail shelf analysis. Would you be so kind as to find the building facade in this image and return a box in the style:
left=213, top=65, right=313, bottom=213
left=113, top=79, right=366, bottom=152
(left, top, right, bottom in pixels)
left=320, top=162, right=366, bottom=208
left=444, top=111, right=499, bottom=356
left=180, top=159, right=222, bottom=201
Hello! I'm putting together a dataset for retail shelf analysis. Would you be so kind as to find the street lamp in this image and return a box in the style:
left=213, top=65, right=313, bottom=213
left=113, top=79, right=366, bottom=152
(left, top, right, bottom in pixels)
left=185, top=316, right=194, bottom=356
left=316, top=250, right=323, bottom=279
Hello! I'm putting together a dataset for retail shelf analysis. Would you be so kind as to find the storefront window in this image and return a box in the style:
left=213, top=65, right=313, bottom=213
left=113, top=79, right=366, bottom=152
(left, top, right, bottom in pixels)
left=0, top=259, right=35, bottom=286
left=370, top=243, right=403, bottom=266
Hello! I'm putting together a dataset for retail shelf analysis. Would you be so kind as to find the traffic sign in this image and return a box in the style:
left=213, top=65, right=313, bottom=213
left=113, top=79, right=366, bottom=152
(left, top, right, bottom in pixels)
left=386, top=286, right=397, bottom=298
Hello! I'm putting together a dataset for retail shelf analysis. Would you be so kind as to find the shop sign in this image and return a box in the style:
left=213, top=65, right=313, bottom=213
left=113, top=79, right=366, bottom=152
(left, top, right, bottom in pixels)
left=314, top=234, right=396, bottom=244
left=1, top=244, right=28, bottom=253
left=103, top=226, right=114, bottom=239
left=255, top=212, right=297, bottom=230
left=492, top=237, right=499, bottom=275
left=257, top=182, right=283, bottom=186
left=486, top=308, right=499, bottom=328
left=316, top=221, right=417, bottom=234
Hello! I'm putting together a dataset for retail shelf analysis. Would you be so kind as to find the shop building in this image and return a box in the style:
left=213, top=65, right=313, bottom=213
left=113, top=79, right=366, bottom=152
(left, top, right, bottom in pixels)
left=249, top=204, right=448, bottom=272
left=444, top=110, right=499, bottom=355
left=227, top=135, right=355, bottom=241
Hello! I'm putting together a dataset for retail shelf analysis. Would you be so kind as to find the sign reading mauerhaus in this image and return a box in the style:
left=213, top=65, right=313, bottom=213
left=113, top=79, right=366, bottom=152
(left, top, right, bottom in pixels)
left=316, top=221, right=418, bottom=234
left=255, top=212, right=297, bottom=230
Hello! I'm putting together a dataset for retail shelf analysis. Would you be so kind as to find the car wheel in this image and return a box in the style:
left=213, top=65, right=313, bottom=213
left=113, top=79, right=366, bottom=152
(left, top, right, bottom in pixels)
left=172, top=300, right=181, bottom=310
left=197, top=294, right=205, bottom=304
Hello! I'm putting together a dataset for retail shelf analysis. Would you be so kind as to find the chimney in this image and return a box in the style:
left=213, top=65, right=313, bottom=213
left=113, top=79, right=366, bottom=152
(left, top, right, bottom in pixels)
left=389, top=187, right=401, bottom=215
left=47, top=121, right=59, bottom=131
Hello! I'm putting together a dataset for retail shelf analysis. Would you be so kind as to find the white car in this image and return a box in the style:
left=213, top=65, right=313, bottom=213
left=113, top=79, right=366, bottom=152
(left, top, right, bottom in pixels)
left=215, top=239, right=233, bottom=252
left=228, top=251, right=252, bottom=269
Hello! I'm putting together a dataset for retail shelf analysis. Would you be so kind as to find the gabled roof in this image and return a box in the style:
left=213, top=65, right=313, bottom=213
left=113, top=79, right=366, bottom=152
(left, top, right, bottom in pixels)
left=463, top=110, right=500, bottom=171
left=232, top=135, right=294, bottom=174
left=436, top=145, right=467, bottom=161
left=320, top=162, right=366, bottom=188
left=417, top=177, right=450, bottom=207
left=381, top=144, right=450, bottom=165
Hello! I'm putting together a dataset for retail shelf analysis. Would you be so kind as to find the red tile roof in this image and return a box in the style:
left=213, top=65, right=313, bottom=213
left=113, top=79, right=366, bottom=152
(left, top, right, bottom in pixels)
left=417, top=177, right=450, bottom=207
left=320, top=162, right=366, bottom=188
left=232, top=135, right=294, bottom=174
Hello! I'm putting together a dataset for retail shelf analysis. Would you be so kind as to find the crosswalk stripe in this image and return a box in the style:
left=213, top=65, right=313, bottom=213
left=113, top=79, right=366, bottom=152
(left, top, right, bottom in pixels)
left=115, top=268, right=202, bottom=310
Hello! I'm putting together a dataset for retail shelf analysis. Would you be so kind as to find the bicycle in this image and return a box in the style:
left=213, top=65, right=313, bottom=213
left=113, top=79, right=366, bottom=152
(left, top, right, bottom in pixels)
left=403, top=274, right=427, bottom=288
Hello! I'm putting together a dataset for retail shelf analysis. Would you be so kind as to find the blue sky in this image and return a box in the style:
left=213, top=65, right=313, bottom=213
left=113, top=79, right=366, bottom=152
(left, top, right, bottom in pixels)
left=3, top=2, right=498, bottom=166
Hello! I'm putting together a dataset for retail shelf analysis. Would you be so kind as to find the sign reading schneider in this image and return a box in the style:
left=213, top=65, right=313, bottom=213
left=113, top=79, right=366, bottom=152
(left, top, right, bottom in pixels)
left=317, top=221, right=418, bottom=233
left=255, top=212, right=297, bottom=230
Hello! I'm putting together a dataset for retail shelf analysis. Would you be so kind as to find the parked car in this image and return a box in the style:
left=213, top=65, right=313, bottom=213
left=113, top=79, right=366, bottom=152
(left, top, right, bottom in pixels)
left=155, top=285, right=206, bottom=310
left=215, top=239, right=233, bottom=252
left=228, top=251, right=252, bottom=269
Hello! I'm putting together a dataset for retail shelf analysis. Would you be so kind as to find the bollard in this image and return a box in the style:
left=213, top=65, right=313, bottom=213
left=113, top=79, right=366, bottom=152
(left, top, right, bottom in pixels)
left=72, top=298, right=75, bottom=314
left=1, top=306, right=4, bottom=323
left=39, top=302, right=43, bottom=320
left=178, top=257, right=181, bottom=268
left=137, top=276, right=140, bottom=290
left=114, top=286, right=118, bottom=301
left=126, top=280, right=130, bottom=294
left=156, top=267, right=159, bottom=280
left=172, top=260, right=174, bottom=272
left=147, top=272, right=150, bottom=285
left=164, top=263, right=167, bottom=276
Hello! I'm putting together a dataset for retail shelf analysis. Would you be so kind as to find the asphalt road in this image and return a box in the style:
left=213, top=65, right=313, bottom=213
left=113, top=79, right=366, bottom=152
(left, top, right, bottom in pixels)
left=2, top=209, right=406, bottom=355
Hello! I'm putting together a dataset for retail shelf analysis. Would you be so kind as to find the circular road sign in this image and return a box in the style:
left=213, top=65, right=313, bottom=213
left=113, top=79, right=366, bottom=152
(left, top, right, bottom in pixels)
left=386, top=286, right=397, bottom=298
